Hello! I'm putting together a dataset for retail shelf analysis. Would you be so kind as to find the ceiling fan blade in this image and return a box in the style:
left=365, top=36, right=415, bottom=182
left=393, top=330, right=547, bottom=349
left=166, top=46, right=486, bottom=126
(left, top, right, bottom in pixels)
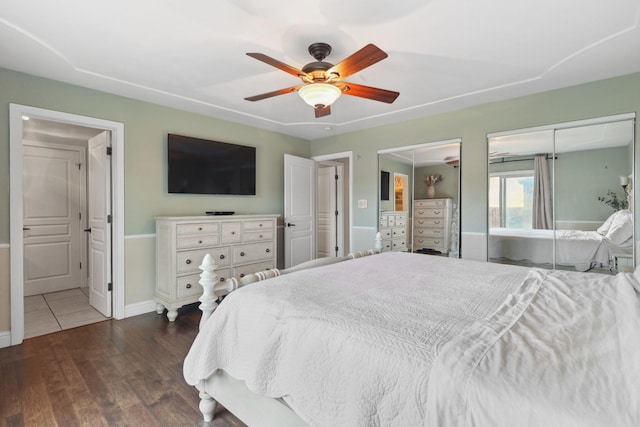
left=246, top=53, right=308, bottom=79
left=245, top=86, right=301, bottom=102
left=314, top=105, right=331, bottom=118
left=327, top=44, right=388, bottom=79
left=336, top=82, right=399, bottom=104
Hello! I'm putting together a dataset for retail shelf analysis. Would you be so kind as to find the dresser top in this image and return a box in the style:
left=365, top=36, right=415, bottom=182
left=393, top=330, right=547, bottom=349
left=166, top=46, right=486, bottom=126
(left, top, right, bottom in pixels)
left=155, top=214, right=280, bottom=221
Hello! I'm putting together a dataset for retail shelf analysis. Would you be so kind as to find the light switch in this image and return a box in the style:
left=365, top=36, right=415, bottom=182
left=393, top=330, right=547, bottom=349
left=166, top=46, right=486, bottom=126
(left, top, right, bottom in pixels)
left=358, top=199, right=367, bottom=208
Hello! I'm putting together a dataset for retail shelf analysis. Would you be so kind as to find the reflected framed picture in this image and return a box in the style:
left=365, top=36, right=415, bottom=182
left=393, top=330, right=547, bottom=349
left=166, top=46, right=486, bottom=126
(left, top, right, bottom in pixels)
left=381, top=170, right=390, bottom=201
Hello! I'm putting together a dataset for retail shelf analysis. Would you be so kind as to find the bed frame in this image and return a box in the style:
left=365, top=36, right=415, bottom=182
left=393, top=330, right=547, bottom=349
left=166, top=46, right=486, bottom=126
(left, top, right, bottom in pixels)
left=193, top=234, right=383, bottom=424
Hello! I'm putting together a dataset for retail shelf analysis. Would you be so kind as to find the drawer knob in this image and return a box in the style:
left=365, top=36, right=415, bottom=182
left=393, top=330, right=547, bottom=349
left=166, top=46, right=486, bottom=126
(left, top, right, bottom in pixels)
left=198, top=227, right=202, bottom=231
left=259, top=224, right=263, bottom=227
left=240, top=251, right=245, bottom=256
left=219, top=254, right=225, bottom=260
left=434, top=211, right=441, bottom=214
left=186, top=283, right=192, bottom=289
left=434, top=240, right=440, bottom=244
left=232, top=231, right=236, bottom=235
left=434, top=221, right=440, bottom=224
left=266, top=248, right=270, bottom=253
left=219, top=277, right=225, bottom=282
left=198, top=240, right=202, bottom=244
left=240, top=273, right=245, bottom=278
left=259, top=234, right=263, bottom=238
left=186, top=259, right=192, bottom=265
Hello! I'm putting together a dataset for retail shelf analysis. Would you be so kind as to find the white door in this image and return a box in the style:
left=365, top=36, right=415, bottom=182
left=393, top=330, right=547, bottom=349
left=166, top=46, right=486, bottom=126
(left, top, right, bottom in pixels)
left=317, top=166, right=337, bottom=258
left=23, top=143, right=84, bottom=296
left=88, top=132, right=112, bottom=317
left=284, top=154, right=315, bottom=268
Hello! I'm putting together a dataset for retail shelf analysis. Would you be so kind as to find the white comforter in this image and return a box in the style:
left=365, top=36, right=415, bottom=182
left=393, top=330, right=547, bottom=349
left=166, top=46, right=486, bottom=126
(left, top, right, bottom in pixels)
left=427, top=268, right=640, bottom=426
left=184, top=252, right=528, bottom=426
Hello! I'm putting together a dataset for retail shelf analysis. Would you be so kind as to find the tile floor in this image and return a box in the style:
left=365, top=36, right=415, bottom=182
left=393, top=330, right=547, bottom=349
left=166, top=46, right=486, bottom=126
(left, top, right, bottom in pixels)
left=24, top=287, right=109, bottom=339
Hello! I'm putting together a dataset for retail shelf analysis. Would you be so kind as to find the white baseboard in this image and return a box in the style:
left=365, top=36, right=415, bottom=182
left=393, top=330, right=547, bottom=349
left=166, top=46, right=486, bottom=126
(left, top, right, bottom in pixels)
left=124, top=299, right=158, bottom=318
left=0, top=331, right=12, bottom=349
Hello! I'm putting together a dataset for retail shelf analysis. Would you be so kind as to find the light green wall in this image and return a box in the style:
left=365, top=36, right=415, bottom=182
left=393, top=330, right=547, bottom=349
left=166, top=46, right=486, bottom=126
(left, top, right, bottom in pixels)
left=310, top=72, right=640, bottom=237
left=0, top=67, right=309, bottom=242
left=378, top=157, right=413, bottom=212
left=0, top=68, right=309, bottom=329
left=414, top=164, right=459, bottom=201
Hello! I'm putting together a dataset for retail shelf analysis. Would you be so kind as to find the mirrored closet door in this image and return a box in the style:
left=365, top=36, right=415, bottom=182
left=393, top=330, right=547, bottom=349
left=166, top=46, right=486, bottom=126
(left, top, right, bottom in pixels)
left=378, top=139, right=461, bottom=256
left=488, top=113, right=636, bottom=273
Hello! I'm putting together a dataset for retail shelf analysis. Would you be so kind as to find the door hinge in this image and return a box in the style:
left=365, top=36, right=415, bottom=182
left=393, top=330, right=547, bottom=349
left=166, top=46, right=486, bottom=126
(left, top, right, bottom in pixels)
left=79, top=212, right=82, bottom=220
left=335, top=210, right=339, bottom=216
left=77, top=163, right=82, bottom=170
left=79, top=262, right=82, bottom=270
left=335, top=174, right=338, bottom=180
left=106, top=146, right=112, bottom=155
left=107, top=214, right=112, bottom=224
left=335, top=246, right=339, bottom=252
left=108, top=282, right=113, bottom=291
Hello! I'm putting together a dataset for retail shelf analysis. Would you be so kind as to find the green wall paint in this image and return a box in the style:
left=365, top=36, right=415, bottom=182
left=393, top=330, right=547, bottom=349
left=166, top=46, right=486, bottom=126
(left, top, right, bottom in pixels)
left=310, top=72, right=640, bottom=235
left=0, top=67, right=309, bottom=242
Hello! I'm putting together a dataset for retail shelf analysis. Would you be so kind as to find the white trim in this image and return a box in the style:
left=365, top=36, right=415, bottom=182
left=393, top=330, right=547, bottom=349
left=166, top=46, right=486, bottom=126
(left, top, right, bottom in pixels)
left=377, top=138, right=462, bottom=155
left=0, top=243, right=9, bottom=249
left=0, top=331, right=11, bottom=349
left=487, top=113, right=636, bottom=139
left=352, top=226, right=377, bottom=231
left=124, top=299, right=158, bottom=318
left=125, top=233, right=156, bottom=240
left=9, top=104, right=126, bottom=346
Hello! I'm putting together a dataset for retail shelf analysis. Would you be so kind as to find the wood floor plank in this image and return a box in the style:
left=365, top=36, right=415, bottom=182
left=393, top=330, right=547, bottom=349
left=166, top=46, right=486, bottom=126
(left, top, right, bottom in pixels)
left=0, top=305, right=247, bottom=426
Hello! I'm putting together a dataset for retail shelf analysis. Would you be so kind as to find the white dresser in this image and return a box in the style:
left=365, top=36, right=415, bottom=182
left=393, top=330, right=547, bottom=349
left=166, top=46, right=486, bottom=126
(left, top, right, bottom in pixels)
left=413, top=198, right=452, bottom=254
left=155, top=214, right=279, bottom=321
left=379, top=211, right=408, bottom=252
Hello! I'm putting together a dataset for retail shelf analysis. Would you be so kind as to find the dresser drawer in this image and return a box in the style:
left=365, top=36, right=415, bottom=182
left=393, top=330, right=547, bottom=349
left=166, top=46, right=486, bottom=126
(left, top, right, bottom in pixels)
left=414, top=217, right=446, bottom=227
left=379, top=229, right=393, bottom=239
left=176, top=234, right=220, bottom=250
left=391, top=227, right=406, bottom=237
left=380, top=240, right=393, bottom=252
left=176, top=268, right=232, bottom=299
left=394, top=216, right=407, bottom=226
left=221, top=222, right=242, bottom=244
left=233, top=242, right=274, bottom=264
left=243, top=220, right=275, bottom=231
left=414, top=208, right=447, bottom=218
left=243, top=229, right=274, bottom=242
left=177, top=247, right=231, bottom=274
left=414, top=237, right=446, bottom=251
left=176, top=222, right=220, bottom=236
left=391, top=237, right=406, bottom=250
left=234, top=260, right=275, bottom=279
left=415, top=199, right=449, bottom=209
left=379, top=216, right=388, bottom=227
left=414, top=227, right=444, bottom=238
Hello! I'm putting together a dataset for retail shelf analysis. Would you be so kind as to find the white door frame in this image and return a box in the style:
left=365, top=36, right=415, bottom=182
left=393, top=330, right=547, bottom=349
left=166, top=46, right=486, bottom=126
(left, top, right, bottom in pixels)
left=316, top=161, right=345, bottom=257
left=9, top=104, right=125, bottom=345
left=312, top=152, right=353, bottom=253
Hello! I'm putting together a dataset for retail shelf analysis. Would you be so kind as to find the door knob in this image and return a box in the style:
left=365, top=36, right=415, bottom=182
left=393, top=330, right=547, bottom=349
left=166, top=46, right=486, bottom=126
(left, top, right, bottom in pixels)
left=286, top=222, right=296, bottom=227
left=84, top=228, right=92, bottom=233
left=22, top=227, right=30, bottom=231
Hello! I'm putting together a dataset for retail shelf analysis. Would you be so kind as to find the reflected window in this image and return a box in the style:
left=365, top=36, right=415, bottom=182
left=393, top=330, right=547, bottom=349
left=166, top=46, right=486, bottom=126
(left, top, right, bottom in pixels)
left=490, top=172, right=534, bottom=229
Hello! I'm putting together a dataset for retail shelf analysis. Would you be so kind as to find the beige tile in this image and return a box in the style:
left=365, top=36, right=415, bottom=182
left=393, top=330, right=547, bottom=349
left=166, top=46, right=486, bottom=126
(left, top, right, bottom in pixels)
left=43, top=288, right=86, bottom=302
left=56, top=307, right=107, bottom=330
left=24, top=295, right=48, bottom=313
left=24, top=307, right=61, bottom=339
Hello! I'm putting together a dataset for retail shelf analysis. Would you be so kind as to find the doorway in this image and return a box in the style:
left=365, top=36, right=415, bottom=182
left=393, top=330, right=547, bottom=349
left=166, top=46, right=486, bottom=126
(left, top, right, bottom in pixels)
left=9, top=104, right=125, bottom=345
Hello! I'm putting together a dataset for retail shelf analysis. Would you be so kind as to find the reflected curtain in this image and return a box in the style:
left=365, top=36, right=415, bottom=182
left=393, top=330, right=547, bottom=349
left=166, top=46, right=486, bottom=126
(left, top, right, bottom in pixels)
left=533, top=154, right=552, bottom=229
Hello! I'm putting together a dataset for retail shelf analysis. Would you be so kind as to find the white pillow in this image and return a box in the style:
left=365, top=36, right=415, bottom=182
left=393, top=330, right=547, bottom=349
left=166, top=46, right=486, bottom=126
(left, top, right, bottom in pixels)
left=597, top=211, right=622, bottom=235
left=605, top=210, right=633, bottom=246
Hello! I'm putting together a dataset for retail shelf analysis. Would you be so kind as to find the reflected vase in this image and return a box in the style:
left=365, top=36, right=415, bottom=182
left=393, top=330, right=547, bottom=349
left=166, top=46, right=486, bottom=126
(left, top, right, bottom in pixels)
left=426, top=185, right=436, bottom=198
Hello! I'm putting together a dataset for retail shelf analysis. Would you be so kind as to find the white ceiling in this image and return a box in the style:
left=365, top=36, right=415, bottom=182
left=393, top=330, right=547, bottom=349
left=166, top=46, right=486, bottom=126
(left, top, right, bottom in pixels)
left=2, top=1, right=639, bottom=141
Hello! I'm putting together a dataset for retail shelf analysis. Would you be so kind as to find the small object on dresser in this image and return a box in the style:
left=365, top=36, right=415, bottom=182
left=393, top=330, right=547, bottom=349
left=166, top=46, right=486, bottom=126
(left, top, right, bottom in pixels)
left=206, top=211, right=235, bottom=216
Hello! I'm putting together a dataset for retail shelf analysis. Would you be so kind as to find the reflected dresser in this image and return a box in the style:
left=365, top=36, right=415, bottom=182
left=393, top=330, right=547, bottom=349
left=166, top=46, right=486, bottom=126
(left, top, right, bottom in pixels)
left=379, top=211, right=408, bottom=252
left=413, top=198, right=452, bottom=254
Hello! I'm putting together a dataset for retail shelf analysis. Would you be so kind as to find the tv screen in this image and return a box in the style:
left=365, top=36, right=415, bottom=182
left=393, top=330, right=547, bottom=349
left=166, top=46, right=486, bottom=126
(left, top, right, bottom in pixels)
left=168, top=134, right=256, bottom=195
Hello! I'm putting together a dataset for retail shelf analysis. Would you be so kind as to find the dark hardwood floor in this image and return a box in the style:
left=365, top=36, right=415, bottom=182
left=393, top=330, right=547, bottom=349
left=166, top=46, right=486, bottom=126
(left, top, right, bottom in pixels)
left=0, top=304, right=246, bottom=427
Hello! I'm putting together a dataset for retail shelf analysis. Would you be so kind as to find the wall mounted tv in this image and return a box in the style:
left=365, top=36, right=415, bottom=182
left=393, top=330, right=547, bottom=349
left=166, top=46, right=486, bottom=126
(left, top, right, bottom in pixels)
left=168, top=134, right=256, bottom=195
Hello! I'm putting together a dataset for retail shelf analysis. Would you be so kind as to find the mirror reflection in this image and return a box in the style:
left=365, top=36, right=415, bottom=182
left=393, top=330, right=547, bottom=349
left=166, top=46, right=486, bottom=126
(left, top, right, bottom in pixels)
left=378, top=140, right=461, bottom=257
left=488, top=117, right=635, bottom=274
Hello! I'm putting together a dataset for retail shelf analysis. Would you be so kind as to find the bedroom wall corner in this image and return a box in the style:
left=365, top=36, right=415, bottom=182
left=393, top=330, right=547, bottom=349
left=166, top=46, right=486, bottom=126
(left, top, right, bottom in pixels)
left=124, top=234, right=156, bottom=310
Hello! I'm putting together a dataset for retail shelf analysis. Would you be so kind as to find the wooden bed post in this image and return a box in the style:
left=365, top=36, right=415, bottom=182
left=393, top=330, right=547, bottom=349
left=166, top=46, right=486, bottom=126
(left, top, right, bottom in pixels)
left=198, top=254, right=219, bottom=330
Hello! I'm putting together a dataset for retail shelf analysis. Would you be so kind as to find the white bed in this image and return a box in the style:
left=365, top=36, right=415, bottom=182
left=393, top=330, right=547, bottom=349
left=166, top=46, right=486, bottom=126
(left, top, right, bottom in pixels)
left=183, top=251, right=640, bottom=426
left=489, top=210, right=634, bottom=271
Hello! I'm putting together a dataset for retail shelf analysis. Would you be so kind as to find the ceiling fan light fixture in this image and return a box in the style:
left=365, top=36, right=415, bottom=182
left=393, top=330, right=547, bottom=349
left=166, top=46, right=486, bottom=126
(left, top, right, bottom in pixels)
left=298, top=83, right=342, bottom=108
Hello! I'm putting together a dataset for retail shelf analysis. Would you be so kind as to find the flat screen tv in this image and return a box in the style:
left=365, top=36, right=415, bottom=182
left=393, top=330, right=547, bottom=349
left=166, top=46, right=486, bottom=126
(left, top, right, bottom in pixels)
left=168, top=134, right=256, bottom=195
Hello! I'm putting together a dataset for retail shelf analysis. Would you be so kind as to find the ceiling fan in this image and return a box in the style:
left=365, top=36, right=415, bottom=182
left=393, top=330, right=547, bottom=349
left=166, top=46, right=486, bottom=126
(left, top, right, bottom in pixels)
left=244, top=42, right=400, bottom=118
